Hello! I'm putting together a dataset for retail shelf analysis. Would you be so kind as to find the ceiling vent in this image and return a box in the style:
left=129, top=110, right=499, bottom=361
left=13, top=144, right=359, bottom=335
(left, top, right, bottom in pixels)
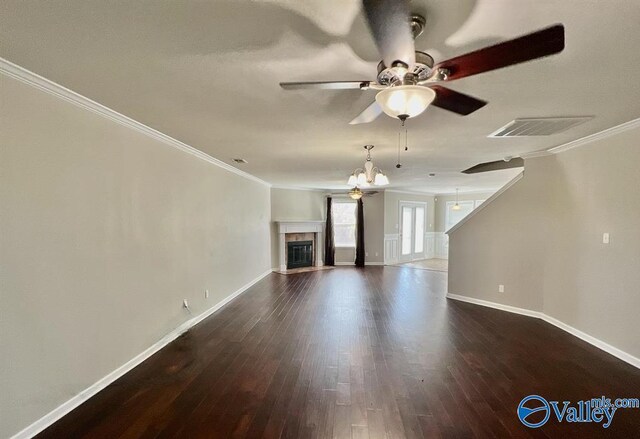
left=489, top=117, right=593, bottom=137
left=232, top=158, right=248, bottom=164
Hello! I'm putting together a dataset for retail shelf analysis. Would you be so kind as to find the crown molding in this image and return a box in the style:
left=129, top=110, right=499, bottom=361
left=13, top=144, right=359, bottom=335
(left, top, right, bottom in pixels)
left=0, top=57, right=271, bottom=187
left=385, top=189, right=437, bottom=196
left=270, top=185, right=328, bottom=192
left=547, top=116, right=640, bottom=154
left=520, top=149, right=554, bottom=159
left=435, top=188, right=499, bottom=197
left=521, top=116, right=640, bottom=159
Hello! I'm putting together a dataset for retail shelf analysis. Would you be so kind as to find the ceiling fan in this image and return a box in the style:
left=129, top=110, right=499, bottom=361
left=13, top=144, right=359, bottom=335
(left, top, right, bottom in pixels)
left=280, top=0, right=564, bottom=125
left=332, top=188, right=380, bottom=200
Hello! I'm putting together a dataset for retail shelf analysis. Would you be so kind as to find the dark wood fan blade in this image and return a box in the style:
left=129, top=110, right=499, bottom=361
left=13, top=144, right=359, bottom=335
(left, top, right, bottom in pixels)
left=462, top=157, right=524, bottom=174
left=280, top=81, right=369, bottom=90
left=362, top=0, right=415, bottom=68
left=349, top=101, right=383, bottom=124
left=430, top=85, right=487, bottom=115
left=435, top=24, right=564, bottom=81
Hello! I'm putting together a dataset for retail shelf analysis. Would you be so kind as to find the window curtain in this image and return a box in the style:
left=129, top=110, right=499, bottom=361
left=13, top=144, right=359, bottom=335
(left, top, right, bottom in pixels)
left=355, top=198, right=365, bottom=267
left=324, top=197, right=335, bottom=266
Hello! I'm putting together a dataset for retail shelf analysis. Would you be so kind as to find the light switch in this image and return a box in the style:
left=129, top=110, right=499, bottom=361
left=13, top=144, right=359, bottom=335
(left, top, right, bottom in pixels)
left=602, top=233, right=610, bottom=244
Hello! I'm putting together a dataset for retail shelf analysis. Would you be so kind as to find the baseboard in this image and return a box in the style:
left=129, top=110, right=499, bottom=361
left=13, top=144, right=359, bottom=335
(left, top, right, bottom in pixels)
left=540, top=314, right=640, bottom=369
left=334, top=262, right=384, bottom=266
left=10, top=269, right=272, bottom=439
left=446, top=293, right=542, bottom=319
left=446, top=293, right=640, bottom=369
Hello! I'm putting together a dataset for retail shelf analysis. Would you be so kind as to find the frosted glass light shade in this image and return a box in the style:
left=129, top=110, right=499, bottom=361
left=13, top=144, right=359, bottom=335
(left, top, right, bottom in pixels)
left=375, top=85, right=436, bottom=119
left=356, top=172, right=367, bottom=186
left=452, top=203, right=461, bottom=211
left=374, top=173, right=389, bottom=186
left=347, top=174, right=357, bottom=186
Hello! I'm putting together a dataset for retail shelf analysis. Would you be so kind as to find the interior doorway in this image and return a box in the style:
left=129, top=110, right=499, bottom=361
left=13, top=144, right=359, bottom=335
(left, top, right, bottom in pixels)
left=399, top=201, right=426, bottom=263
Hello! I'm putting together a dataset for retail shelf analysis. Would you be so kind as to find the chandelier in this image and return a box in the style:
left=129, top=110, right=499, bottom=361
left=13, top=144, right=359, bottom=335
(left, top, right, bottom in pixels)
left=347, top=145, right=389, bottom=188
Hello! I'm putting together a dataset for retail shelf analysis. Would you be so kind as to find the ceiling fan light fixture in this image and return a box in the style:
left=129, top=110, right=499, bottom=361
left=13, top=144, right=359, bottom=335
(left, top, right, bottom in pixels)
left=349, top=187, right=363, bottom=200
left=375, top=85, right=436, bottom=120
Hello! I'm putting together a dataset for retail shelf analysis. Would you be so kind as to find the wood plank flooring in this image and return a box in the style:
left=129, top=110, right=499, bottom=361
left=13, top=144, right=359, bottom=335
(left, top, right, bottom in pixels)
left=37, top=267, right=640, bottom=438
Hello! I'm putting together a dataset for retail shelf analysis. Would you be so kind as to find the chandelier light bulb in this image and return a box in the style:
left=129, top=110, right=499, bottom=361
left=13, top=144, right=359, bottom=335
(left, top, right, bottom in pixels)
left=356, top=172, right=367, bottom=186
left=374, top=173, right=388, bottom=186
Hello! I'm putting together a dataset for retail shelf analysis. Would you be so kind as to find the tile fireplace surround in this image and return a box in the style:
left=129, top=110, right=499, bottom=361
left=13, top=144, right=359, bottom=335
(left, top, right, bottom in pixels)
left=275, top=221, right=324, bottom=272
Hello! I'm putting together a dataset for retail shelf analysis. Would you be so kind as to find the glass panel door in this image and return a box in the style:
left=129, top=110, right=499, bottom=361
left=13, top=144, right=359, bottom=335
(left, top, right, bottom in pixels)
left=414, top=207, right=425, bottom=253
left=401, top=206, right=413, bottom=256
left=399, top=202, right=426, bottom=262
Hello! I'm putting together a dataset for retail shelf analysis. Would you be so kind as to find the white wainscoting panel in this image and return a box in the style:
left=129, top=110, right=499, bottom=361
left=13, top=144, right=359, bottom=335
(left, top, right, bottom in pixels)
left=434, top=232, right=448, bottom=259
left=425, top=232, right=436, bottom=259
left=384, top=234, right=399, bottom=265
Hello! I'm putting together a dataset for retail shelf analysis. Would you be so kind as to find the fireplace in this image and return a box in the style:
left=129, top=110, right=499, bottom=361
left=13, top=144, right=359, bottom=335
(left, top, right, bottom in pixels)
left=287, top=240, right=313, bottom=269
left=275, top=221, right=324, bottom=272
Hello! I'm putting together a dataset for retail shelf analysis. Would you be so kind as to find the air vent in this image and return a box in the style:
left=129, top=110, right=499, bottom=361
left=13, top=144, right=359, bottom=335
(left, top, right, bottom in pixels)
left=232, top=158, right=248, bottom=164
left=489, top=117, right=593, bottom=137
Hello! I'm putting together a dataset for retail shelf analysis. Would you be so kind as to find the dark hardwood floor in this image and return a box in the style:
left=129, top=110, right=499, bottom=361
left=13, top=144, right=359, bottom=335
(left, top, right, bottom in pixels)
left=38, top=267, right=640, bottom=438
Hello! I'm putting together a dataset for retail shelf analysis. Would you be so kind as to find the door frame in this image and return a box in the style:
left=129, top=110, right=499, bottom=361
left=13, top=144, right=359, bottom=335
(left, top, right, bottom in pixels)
left=398, top=201, right=427, bottom=262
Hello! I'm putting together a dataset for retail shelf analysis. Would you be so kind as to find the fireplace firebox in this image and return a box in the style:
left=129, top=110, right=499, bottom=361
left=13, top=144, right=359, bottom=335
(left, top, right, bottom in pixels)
left=287, top=240, right=313, bottom=269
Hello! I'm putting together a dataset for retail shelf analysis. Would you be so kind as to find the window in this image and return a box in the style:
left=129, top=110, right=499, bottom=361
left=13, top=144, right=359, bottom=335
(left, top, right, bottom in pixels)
left=444, top=199, right=487, bottom=231
left=445, top=201, right=475, bottom=230
left=474, top=199, right=486, bottom=208
left=333, top=202, right=356, bottom=247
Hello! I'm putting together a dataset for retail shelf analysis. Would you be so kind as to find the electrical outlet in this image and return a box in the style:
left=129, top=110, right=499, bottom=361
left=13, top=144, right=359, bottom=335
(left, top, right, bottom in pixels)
left=204, top=289, right=209, bottom=299
left=182, top=299, right=189, bottom=309
left=498, top=285, right=505, bottom=293
left=375, top=252, right=379, bottom=257
left=602, top=233, right=610, bottom=244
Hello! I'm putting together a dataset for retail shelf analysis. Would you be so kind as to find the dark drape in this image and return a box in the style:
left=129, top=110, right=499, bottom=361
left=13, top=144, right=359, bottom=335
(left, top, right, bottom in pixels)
left=324, top=197, right=335, bottom=266
left=355, top=198, right=365, bottom=267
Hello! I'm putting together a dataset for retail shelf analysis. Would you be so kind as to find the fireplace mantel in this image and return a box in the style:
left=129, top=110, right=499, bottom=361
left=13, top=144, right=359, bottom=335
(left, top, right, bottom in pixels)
left=275, top=221, right=324, bottom=271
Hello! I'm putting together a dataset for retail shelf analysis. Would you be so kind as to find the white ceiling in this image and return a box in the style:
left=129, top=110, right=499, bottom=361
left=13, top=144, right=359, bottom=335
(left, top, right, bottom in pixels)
left=2, top=0, right=640, bottom=194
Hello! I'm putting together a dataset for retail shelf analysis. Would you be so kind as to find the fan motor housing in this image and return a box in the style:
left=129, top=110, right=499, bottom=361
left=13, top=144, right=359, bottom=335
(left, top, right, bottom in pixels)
left=376, top=51, right=434, bottom=85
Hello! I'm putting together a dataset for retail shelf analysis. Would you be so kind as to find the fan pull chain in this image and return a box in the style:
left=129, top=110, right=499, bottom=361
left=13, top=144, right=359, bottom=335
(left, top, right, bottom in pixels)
left=405, top=128, right=408, bottom=151
left=396, top=131, right=402, bottom=169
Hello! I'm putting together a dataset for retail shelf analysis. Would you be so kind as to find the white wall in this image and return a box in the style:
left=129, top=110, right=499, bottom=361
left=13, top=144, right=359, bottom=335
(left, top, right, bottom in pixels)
left=270, top=187, right=326, bottom=268
left=448, top=124, right=640, bottom=361
left=0, top=73, right=272, bottom=437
